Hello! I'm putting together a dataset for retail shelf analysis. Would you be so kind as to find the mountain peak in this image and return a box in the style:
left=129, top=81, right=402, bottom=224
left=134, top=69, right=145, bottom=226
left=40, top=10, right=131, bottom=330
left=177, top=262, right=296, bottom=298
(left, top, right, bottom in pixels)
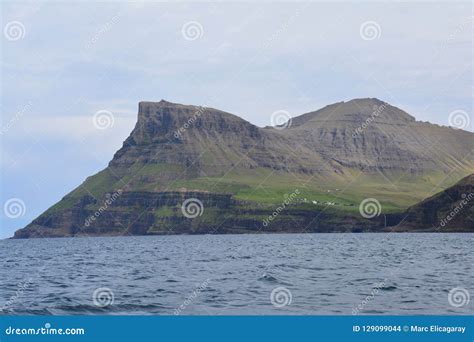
left=289, top=98, right=415, bottom=128
left=345, top=97, right=386, bottom=106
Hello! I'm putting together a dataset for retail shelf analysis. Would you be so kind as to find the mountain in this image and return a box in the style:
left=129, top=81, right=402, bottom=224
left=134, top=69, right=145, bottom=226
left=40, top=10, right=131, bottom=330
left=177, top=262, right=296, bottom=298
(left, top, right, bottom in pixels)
left=388, top=174, right=473, bottom=232
left=13, top=98, right=474, bottom=238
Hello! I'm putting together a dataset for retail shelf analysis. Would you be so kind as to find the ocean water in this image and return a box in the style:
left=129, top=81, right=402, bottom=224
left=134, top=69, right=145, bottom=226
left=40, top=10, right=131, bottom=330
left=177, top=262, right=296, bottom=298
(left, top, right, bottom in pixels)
left=0, top=233, right=472, bottom=315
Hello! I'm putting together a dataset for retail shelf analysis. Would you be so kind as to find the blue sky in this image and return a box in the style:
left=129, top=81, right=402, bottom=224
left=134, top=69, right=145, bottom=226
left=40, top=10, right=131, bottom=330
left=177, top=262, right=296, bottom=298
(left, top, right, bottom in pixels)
left=1, top=1, right=472, bottom=238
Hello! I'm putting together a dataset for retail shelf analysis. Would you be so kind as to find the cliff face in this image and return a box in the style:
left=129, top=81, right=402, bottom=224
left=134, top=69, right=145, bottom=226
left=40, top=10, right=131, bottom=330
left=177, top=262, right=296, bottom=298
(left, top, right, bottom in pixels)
left=109, top=101, right=264, bottom=177
left=109, top=98, right=473, bottom=179
left=390, top=174, right=474, bottom=232
left=279, top=99, right=472, bottom=173
left=13, top=98, right=474, bottom=238
left=13, top=190, right=385, bottom=238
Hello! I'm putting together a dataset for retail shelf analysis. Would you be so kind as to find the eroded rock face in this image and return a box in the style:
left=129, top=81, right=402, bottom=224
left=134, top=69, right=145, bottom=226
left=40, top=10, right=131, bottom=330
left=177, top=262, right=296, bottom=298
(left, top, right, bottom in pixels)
left=392, top=174, right=474, bottom=231
left=13, top=190, right=384, bottom=238
left=13, top=99, right=474, bottom=238
left=110, top=98, right=473, bottom=176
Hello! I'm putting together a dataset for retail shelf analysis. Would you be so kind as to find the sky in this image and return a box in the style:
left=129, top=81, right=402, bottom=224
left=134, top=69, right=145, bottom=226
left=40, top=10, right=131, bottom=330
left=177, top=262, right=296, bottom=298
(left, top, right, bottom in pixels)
left=0, top=1, right=472, bottom=239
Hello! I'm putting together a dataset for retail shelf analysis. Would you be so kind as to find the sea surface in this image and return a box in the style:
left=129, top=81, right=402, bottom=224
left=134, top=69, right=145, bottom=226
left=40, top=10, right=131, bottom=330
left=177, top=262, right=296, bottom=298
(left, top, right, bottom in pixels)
left=0, top=233, right=472, bottom=315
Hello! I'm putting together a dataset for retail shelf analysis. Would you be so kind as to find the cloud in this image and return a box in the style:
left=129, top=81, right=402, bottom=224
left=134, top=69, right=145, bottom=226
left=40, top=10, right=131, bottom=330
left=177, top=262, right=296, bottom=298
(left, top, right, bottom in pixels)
left=22, top=115, right=135, bottom=142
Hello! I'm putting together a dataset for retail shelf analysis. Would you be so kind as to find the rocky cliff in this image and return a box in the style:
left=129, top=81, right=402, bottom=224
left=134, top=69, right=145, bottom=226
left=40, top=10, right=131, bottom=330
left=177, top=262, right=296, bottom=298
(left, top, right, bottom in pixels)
left=388, top=174, right=474, bottom=232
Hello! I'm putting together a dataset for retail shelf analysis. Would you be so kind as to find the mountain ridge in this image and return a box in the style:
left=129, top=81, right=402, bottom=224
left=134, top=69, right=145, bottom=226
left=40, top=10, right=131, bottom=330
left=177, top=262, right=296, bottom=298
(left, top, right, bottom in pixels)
left=111, top=97, right=473, bottom=175
left=13, top=98, right=474, bottom=238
